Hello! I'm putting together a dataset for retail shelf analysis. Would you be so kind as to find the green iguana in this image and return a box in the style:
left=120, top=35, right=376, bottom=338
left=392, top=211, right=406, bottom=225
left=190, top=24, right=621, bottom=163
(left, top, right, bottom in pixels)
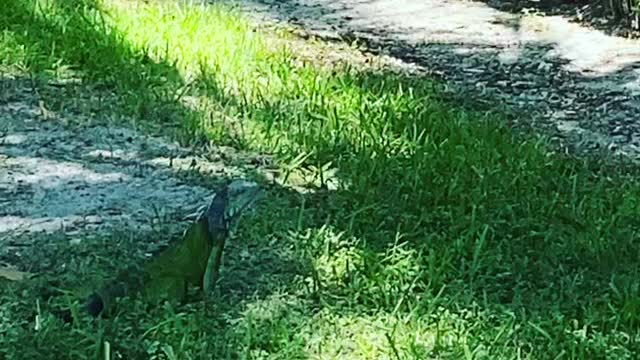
left=57, top=179, right=260, bottom=322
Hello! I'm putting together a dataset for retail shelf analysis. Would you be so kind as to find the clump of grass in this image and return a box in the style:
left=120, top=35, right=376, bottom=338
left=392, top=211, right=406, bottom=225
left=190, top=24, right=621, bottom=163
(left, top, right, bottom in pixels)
left=2, top=0, right=640, bottom=359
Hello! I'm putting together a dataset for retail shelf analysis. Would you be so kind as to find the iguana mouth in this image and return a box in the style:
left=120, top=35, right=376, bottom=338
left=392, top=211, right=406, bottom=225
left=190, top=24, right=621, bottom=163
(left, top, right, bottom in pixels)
left=224, top=179, right=261, bottom=227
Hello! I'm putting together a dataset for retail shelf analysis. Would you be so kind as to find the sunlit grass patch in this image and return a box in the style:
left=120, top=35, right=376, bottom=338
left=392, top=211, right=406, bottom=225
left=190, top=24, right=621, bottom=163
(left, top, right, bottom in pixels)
left=0, top=31, right=29, bottom=74
left=104, top=0, right=268, bottom=86
left=233, top=293, right=531, bottom=360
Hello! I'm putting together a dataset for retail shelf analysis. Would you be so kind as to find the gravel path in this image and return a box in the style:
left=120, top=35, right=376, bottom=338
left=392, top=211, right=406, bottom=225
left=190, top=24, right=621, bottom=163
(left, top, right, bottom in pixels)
left=226, top=0, right=640, bottom=160
left=0, top=81, right=255, bottom=248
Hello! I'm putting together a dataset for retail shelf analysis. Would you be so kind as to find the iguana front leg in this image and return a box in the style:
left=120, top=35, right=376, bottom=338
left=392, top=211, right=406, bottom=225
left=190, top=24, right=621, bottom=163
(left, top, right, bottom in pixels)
left=202, top=234, right=226, bottom=294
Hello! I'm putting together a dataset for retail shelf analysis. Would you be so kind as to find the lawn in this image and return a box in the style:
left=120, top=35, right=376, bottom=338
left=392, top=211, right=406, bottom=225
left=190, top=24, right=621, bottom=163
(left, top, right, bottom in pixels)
left=1, top=0, right=640, bottom=359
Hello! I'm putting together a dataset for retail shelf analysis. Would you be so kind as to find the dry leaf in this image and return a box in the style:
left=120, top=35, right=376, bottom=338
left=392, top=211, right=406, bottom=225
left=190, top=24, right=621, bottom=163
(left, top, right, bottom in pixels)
left=0, top=266, right=31, bottom=281
left=38, top=100, right=54, bottom=121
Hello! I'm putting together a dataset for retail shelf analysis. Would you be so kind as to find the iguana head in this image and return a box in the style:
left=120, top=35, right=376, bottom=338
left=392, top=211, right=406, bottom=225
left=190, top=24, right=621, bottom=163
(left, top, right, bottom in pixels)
left=206, top=179, right=260, bottom=234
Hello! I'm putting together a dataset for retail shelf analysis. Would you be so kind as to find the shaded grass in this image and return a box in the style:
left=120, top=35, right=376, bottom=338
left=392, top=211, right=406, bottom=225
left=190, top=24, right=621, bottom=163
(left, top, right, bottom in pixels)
left=1, top=0, right=640, bottom=359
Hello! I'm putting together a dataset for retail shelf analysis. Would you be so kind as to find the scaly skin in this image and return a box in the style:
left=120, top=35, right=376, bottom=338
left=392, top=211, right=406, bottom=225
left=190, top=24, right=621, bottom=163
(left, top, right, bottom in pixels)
left=60, top=180, right=259, bottom=321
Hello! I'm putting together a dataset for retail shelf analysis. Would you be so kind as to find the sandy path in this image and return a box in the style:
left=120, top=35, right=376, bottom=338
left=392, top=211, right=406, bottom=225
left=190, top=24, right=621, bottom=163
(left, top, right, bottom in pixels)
left=0, top=82, right=252, bottom=248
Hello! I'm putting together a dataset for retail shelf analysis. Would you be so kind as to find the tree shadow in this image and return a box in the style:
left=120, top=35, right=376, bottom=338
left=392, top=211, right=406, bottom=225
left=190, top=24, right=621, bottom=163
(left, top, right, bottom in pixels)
left=3, top=0, right=640, bottom=357
left=475, top=0, right=640, bottom=39
left=0, top=0, right=199, bottom=137
left=218, top=0, right=640, bottom=352
left=237, top=0, right=640, bottom=157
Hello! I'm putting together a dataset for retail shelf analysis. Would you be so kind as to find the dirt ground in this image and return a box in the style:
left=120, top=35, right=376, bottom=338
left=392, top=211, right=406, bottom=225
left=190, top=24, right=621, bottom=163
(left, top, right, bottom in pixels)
left=0, top=80, right=262, bottom=275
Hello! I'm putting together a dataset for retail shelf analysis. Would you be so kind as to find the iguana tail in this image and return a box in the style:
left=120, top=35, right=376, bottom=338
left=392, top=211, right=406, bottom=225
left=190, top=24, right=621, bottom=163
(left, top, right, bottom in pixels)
left=55, top=264, right=147, bottom=323
left=84, top=265, right=148, bottom=317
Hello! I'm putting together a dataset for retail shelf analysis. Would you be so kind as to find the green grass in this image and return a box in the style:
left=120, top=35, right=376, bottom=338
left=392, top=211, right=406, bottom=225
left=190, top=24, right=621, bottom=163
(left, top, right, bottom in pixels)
left=2, top=0, right=640, bottom=359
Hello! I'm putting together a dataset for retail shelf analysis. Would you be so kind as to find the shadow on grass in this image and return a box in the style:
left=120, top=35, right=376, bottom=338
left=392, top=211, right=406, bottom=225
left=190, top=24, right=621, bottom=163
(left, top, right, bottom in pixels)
left=2, top=0, right=640, bottom=358
left=0, top=0, right=207, bottom=141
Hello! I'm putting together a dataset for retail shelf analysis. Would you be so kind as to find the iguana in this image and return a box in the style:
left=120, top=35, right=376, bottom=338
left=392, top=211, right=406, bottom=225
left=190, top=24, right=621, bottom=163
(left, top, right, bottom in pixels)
left=57, top=179, right=260, bottom=322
